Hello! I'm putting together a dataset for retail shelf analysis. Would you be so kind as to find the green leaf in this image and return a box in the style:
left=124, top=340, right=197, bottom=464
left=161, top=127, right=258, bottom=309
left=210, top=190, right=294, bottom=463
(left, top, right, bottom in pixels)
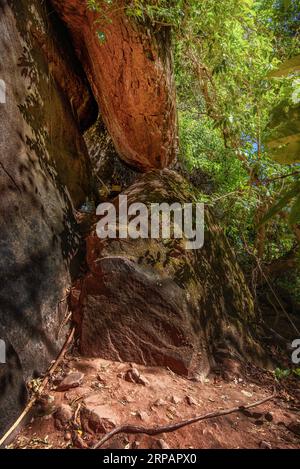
left=269, top=55, right=300, bottom=78
left=266, top=56, right=300, bottom=163
left=265, top=103, right=300, bottom=164
left=289, top=194, right=300, bottom=225
left=274, top=368, right=291, bottom=380
left=259, top=181, right=300, bottom=225
left=97, top=31, right=106, bottom=43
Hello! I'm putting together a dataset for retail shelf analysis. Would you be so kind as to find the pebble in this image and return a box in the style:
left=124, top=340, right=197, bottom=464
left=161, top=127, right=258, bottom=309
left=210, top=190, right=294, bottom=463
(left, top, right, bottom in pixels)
left=157, top=439, right=169, bottom=449
left=64, top=431, right=72, bottom=442
left=81, top=404, right=119, bottom=433
left=171, top=395, right=181, bottom=405
left=153, top=398, right=167, bottom=407
left=265, top=412, right=273, bottom=422
left=186, top=396, right=197, bottom=406
left=56, top=372, right=84, bottom=391
left=241, top=390, right=253, bottom=398
left=136, top=410, right=148, bottom=421
left=124, top=368, right=150, bottom=386
left=259, top=440, right=272, bottom=449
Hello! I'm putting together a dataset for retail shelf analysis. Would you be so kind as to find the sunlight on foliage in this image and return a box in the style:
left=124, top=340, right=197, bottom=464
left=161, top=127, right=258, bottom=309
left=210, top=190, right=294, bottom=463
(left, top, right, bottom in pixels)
left=87, top=0, right=300, bottom=267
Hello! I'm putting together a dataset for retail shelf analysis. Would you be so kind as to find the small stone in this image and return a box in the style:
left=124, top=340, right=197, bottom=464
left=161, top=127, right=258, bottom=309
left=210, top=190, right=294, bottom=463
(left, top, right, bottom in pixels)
left=157, top=439, right=169, bottom=449
left=129, top=367, right=140, bottom=380
left=259, top=440, right=272, bottom=449
left=64, top=431, right=72, bottom=441
left=139, top=375, right=150, bottom=386
left=56, top=372, right=84, bottom=391
left=186, top=396, right=197, bottom=406
left=153, top=398, right=167, bottom=407
left=264, top=412, right=273, bottom=422
left=81, top=405, right=119, bottom=434
left=168, top=405, right=177, bottom=413
left=136, top=410, right=148, bottom=421
left=97, top=375, right=107, bottom=385
left=124, top=368, right=149, bottom=386
left=254, top=420, right=264, bottom=426
left=55, top=404, right=73, bottom=424
left=241, top=390, right=253, bottom=398
left=288, top=422, right=300, bottom=436
left=171, top=396, right=181, bottom=405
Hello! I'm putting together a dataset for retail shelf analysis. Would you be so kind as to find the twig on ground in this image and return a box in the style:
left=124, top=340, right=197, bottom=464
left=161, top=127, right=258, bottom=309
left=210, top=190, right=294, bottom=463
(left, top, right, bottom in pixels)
left=0, top=327, right=75, bottom=448
left=73, top=403, right=82, bottom=428
left=93, top=393, right=276, bottom=449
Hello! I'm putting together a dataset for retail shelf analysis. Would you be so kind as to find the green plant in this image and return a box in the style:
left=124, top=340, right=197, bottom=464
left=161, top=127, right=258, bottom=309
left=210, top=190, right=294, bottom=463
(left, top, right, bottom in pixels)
left=274, top=367, right=300, bottom=380
left=274, top=367, right=291, bottom=380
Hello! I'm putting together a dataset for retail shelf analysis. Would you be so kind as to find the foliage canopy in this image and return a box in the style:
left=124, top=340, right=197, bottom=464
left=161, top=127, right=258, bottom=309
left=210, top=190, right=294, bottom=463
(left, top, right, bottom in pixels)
left=87, top=0, right=300, bottom=293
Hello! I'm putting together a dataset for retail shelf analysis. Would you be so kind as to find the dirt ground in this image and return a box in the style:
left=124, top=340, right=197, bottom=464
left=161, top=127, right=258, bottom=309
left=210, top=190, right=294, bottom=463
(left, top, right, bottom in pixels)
left=7, top=350, right=300, bottom=450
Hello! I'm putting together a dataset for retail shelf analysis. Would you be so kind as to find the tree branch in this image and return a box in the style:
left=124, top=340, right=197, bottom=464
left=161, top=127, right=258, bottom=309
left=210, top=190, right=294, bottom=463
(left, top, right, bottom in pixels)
left=93, top=394, right=276, bottom=449
left=0, top=327, right=75, bottom=448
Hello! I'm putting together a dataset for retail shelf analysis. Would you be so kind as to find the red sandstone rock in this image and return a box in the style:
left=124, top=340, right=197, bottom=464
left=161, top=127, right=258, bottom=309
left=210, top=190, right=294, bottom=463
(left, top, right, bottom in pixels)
left=56, top=372, right=84, bottom=391
left=81, top=404, right=119, bottom=434
left=52, top=0, right=177, bottom=170
left=71, top=170, right=266, bottom=378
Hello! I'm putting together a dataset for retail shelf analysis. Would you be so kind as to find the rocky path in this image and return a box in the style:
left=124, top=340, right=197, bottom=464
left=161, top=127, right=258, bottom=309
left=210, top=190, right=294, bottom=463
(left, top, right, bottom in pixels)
left=7, top=353, right=300, bottom=450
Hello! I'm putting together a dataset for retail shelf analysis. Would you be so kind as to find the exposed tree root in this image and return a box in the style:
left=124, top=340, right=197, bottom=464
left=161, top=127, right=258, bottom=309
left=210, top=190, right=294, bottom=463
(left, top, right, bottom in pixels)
left=0, top=327, right=75, bottom=448
left=93, top=393, right=276, bottom=449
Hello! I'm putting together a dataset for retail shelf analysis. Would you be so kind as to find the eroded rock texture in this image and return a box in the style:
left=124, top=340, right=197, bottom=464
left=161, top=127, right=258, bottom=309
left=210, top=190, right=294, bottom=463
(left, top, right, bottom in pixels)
left=52, top=0, right=177, bottom=171
left=71, top=170, right=266, bottom=379
left=0, top=0, right=95, bottom=436
left=84, top=116, right=138, bottom=198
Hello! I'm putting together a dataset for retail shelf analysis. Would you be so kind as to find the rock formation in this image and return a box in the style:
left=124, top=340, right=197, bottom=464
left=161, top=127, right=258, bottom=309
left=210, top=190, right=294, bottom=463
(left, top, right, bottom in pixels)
left=71, top=170, right=266, bottom=379
left=0, top=0, right=269, bottom=441
left=51, top=0, right=178, bottom=170
left=0, top=0, right=95, bottom=436
left=84, top=116, right=138, bottom=198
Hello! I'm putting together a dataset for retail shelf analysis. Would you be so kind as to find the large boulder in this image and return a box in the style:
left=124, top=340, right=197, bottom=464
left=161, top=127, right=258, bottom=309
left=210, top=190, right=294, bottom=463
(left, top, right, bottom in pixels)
left=51, top=0, right=178, bottom=171
left=0, top=0, right=95, bottom=436
left=71, top=170, right=266, bottom=379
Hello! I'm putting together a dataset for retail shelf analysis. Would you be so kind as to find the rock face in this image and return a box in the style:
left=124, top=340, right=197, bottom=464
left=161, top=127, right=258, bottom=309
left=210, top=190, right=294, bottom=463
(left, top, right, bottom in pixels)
left=71, top=170, right=266, bottom=378
left=0, top=0, right=95, bottom=436
left=0, top=340, right=27, bottom=438
left=84, top=116, right=138, bottom=198
left=52, top=0, right=177, bottom=171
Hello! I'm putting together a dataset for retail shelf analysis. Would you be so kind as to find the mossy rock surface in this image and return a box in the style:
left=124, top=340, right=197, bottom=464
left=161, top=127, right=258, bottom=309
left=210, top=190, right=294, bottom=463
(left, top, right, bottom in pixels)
left=73, top=170, right=267, bottom=378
